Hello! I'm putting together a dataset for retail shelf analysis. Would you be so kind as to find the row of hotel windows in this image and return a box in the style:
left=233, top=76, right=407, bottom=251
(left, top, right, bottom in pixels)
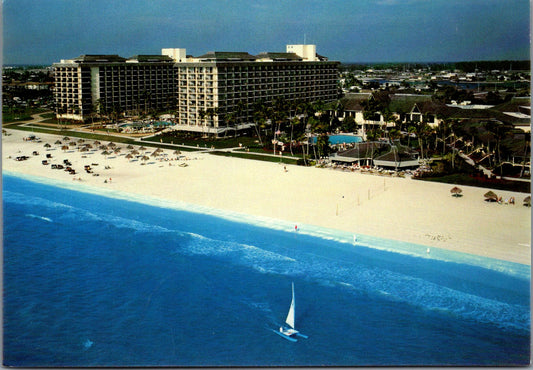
left=178, top=71, right=336, bottom=81
left=176, top=64, right=335, bottom=72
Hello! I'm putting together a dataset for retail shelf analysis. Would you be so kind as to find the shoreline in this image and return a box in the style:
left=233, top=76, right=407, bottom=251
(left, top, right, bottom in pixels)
left=2, top=129, right=531, bottom=265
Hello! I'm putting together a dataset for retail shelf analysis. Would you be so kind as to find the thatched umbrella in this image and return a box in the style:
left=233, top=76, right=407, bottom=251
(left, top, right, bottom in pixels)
left=131, top=149, right=140, bottom=155
left=139, top=146, right=147, bottom=151
left=125, top=153, right=134, bottom=159
left=84, top=143, right=93, bottom=149
left=173, top=150, right=181, bottom=155
left=93, top=140, right=101, bottom=145
left=80, top=147, right=89, bottom=152
left=77, top=139, right=85, bottom=144
left=63, top=136, right=70, bottom=141
left=61, top=145, right=69, bottom=152
left=141, top=155, right=150, bottom=162
left=107, top=142, right=116, bottom=148
left=55, top=140, right=62, bottom=145
left=127, top=144, right=134, bottom=149
left=484, top=191, right=498, bottom=202
left=44, top=143, right=52, bottom=148
left=101, top=150, right=111, bottom=159
left=523, top=196, right=531, bottom=207
left=69, top=141, right=77, bottom=146
left=114, top=147, right=122, bottom=154
left=99, top=145, right=108, bottom=150
left=450, top=186, right=462, bottom=197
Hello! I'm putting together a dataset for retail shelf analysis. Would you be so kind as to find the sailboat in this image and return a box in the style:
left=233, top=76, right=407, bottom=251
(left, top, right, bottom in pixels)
left=275, top=282, right=308, bottom=342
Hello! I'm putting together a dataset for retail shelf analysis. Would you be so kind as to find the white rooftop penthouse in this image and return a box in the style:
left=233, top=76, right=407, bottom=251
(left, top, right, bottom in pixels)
left=286, top=44, right=319, bottom=61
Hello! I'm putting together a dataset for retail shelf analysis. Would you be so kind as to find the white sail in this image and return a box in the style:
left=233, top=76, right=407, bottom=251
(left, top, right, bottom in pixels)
left=285, top=282, right=296, bottom=329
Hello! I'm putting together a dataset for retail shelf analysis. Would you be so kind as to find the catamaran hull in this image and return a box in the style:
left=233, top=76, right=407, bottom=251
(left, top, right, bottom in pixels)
left=272, top=329, right=298, bottom=342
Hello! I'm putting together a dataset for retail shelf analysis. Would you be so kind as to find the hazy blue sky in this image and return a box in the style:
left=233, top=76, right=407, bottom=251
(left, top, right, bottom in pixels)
left=2, top=0, right=530, bottom=65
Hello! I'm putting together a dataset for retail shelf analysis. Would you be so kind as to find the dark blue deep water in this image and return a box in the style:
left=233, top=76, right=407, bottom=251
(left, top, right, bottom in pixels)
left=3, top=173, right=530, bottom=366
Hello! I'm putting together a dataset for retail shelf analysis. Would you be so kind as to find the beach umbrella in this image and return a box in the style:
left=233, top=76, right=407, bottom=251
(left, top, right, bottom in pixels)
left=151, top=151, right=159, bottom=157
left=141, top=155, right=150, bottom=161
left=131, top=150, right=140, bottom=155
left=107, top=142, right=116, bottom=148
left=55, top=140, right=62, bottom=145
left=523, top=196, right=531, bottom=207
left=450, top=186, right=462, bottom=197
left=93, top=140, right=101, bottom=145
left=63, top=136, right=70, bottom=141
left=125, top=153, right=133, bottom=159
left=84, top=143, right=93, bottom=149
left=99, top=145, right=107, bottom=150
left=77, top=139, right=85, bottom=143
left=484, top=191, right=498, bottom=202
left=127, top=144, right=134, bottom=149
left=114, top=147, right=122, bottom=153
left=101, top=150, right=111, bottom=158
left=69, top=141, right=77, bottom=146
left=61, top=145, right=69, bottom=151
left=44, top=143, right=51, bottom=148
left=173, top=150, right=181, bottom=155
left=80, top=147, right=89, bottom=152
left=139, top=146, right=147, bottom=151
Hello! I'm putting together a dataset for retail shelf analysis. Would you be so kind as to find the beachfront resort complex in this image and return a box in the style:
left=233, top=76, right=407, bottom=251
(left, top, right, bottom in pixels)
left=53, top=44, right=339, bottom=135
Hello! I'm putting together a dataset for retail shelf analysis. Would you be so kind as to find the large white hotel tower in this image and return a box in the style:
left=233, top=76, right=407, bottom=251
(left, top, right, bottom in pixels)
left=53, top=44, right=339, bottom=135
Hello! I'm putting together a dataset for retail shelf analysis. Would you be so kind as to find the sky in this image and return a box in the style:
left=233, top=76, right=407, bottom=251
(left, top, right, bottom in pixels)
left=2, top=0, right=531, bottom=65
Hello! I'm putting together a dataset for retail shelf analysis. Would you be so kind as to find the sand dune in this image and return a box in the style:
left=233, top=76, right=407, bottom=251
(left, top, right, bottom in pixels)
left=3, top=129, right=530, bottom=264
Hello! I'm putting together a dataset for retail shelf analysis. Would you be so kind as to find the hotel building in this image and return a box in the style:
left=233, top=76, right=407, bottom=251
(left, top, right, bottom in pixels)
left=53, top=45, right=340, bottom=134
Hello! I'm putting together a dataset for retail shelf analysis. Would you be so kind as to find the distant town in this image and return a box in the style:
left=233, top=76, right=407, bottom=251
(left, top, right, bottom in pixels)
left=2, top=46, right=530, bottom=192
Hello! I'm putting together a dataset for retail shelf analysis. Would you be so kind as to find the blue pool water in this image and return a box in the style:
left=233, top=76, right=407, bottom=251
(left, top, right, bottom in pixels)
left=2, top=173, right=530, bottom=366
left=312, top=134, right=363, bottom=145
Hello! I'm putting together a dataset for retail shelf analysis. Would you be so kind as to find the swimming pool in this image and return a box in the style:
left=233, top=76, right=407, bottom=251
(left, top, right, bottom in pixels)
left=311, top=134, right=363, bottom=144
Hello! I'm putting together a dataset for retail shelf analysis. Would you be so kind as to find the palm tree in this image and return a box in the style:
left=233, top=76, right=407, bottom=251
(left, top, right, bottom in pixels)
left=251, top=101, right=267, bottom=146
left=199, top=108, right=207, bottom=136
left=315, top=134, right=330, bottom=159
left=235, top=101, right=247, bottom=138
left=224, top=112, right=237, bottom=139
left=415, top=121, right=431, bottom=160
left=57, top=105, right=66, bottom=130
left=206, top=107, right=219, bottom=137
left=271, top=97, right=289, bottom=155
left=407, top=124, right=417, bottom=148
left=329, top=100, right=344, bottom=128
left=519, top=132, right=530, bottom=178
left=289, top=116, right=300, bottom=156
left=381, top=109, right=395, bottom=140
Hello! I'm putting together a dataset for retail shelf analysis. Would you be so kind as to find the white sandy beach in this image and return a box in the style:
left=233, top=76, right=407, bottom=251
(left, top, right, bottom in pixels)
left=2, top=128, right=531, bottom=265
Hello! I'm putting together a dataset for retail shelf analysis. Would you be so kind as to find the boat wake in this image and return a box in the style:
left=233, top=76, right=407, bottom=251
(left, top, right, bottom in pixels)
left=25, top=214, right=53, bottom=223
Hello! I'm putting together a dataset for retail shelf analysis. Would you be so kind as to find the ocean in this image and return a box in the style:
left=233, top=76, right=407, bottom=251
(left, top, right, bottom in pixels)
left=2, top=172, right=530, bottom=366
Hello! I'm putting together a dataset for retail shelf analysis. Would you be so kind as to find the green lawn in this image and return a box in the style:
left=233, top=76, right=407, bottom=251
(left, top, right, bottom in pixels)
left=3, top=112, right=34, bottom=123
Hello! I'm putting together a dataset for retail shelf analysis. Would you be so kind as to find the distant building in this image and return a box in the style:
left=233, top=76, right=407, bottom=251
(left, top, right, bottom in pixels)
left=53, top=45, right=340, bottom=134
